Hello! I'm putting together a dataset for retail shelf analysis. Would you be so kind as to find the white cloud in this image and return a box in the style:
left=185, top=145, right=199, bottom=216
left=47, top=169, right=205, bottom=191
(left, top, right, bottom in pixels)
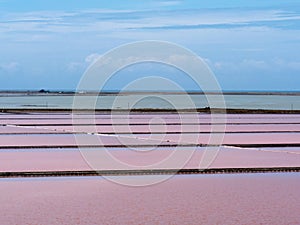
left=273, top=58, right=300, bottom=71
left=67, top=53, right=103, bottom=73
left=212, top=58, right=300, bottom=74
left=85, top=53, right=102, bottom=64
left=156, top=0, right=183, bottom=7
left=1, top=7, right=299, bottom=37
left=213, top=59, right=270, bottom=73
left=0, top=62, right=20, bottom=73
left=288, top=62, right=300, bottom=70
left=67, top=62, right=84, bottom=72
left=241, top=59, right=268, bottom=69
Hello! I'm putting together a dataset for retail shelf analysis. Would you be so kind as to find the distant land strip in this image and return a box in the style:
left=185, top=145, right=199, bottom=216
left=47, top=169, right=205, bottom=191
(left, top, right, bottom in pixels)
left=1, top=131, right=300, bottom=135
left=1, top=143, right=300, bottom=150
left=1, top=167, right=300, bottom=178
left=3, top=122, right=300, bottom=126
left=1, top=108, right=300, bottom=114
left=0, top=144, right=203, bottom=149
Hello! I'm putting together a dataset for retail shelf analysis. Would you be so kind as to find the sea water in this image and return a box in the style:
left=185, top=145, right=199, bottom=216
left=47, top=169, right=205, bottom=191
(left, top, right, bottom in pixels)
left=0, top=93, right=300, bottom=110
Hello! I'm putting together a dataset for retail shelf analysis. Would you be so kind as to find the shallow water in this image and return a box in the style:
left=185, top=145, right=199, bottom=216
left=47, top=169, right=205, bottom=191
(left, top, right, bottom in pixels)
left=1, top=94, right=300, bottom=110
left=0, top=112, right=300, bottom=224
left=1, top=146, right=299, bottom=172
left=0, top=173, right=299, bottom=225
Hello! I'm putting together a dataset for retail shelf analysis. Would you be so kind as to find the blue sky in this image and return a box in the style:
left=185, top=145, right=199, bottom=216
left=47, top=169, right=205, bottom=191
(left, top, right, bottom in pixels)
left=0, top=0, right=300, bottom=91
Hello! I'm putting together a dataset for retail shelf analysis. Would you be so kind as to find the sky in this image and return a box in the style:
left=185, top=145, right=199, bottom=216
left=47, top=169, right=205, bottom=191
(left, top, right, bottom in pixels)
left=0, top=0, right=300, bottom=91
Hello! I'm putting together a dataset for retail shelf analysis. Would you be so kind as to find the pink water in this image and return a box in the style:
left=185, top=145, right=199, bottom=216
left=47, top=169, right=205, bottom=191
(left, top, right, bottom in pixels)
left=134, top=132, right=300, bottom=145
left=47, top=124, right=300, bottom=133
left=1, top=147, right=299, bottom=172
left=0, top=131, right=300, bottom=147
left=0, top=125, right=61, bottom=134
left=0, top=174, right=299, bottom=225
left=1, top=113, right=300, bottom=125
left=1, top=113, right=300, bottom=224
left=1, top=123, right=300, bottom=135
left=0, top=134, right=173, bottom=147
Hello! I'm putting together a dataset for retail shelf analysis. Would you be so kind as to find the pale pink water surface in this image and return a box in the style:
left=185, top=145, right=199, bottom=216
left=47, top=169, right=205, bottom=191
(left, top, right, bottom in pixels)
left=45, top=123, right=300, bottom=134
left=1, top=147, right=299, bottom=172
left=1, top=118, right=300, bottom=125
left=0, top=174, right=299, bottom=225
left=1, top=113, right=300, bottom=125
left=1, top=132, right=300, bottom=147
left=0, top=125, right=61, bottom=134
left=0, top=134, right=174, bottom=147
left=1, top=113, right=300, bottom=224
left=129, top=132, right=300, bottom=145
left=1, top=123, right=300, bottom=135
